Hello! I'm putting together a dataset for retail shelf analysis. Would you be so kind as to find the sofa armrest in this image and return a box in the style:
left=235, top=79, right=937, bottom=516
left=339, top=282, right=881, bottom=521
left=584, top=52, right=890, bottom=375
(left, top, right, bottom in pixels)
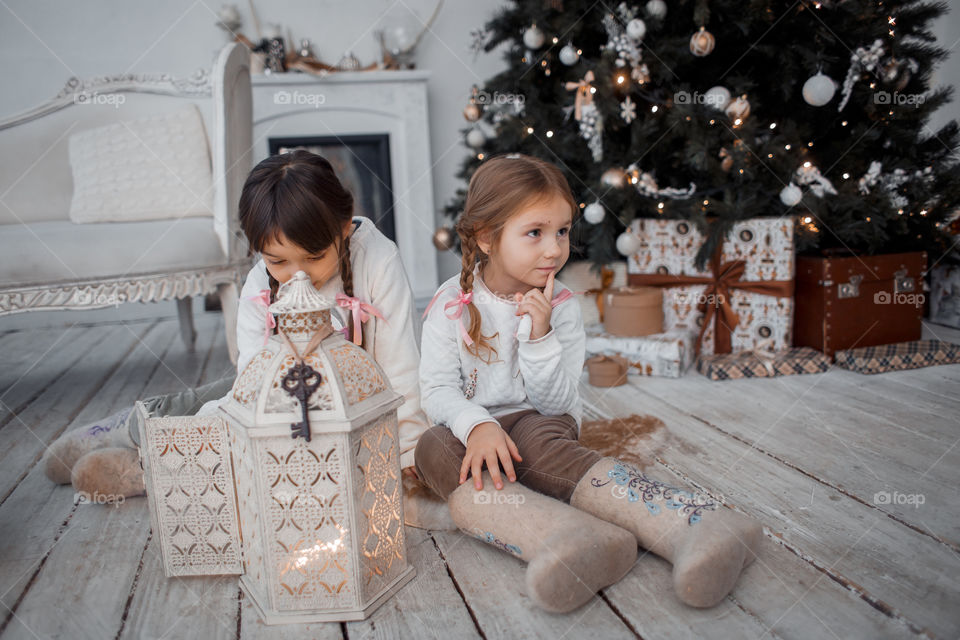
left=211, top=42, right=253, bottom=263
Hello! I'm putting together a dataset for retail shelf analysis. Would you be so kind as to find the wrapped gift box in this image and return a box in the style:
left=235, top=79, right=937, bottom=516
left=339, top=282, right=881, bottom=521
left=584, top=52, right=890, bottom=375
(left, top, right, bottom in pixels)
left=696, top=347, right=831, bottom=380
left=603, top=286, right=663, bottom=336
left=834, top=340, right=960, bottom=374
left=584, top=324, right=695, bottom=378
left=930, top=264, right=960, bottom=329
left=558, top=260, right=628, bottom=326
left=626, top=218, right=795, bottom=356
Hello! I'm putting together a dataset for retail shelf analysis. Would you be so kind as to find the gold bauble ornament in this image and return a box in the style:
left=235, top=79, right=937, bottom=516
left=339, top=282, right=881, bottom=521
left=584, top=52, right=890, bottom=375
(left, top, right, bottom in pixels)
left=725, top=95, right=751, bottom=121
left=689, top=27, right=715, bottom=57
left=432, top=226, right=456, bottom=251
left=463, top=102, right=481, bottom=122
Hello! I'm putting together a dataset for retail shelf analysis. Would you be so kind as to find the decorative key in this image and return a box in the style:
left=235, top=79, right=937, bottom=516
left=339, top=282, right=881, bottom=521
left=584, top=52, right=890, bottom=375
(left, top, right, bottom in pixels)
left=281, top=362, right=322, bottom=441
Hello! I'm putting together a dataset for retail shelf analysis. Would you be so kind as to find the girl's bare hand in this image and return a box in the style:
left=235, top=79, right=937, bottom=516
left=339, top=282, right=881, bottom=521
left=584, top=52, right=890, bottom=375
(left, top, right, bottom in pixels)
left=515, top=270, right=555, bottom=340
left=460, top=422, right=523, bottom=490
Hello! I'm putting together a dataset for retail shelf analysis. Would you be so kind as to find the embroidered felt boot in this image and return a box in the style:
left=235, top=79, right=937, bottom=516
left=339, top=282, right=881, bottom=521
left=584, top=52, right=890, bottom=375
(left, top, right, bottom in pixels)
left=447, top=471, right=637, bottom=613
left=71, top=447, right=145, bottom=501
left=42, top=407, right=136, bottom=484
left=570, top=458, right=762, bottom=608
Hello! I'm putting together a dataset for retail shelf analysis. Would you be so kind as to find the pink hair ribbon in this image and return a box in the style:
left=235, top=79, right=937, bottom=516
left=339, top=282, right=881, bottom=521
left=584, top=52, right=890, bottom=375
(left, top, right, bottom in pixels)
left=245, top=289, right=276, bottom=346
left=335, top=293, right=385, bottom=345
left=423, top=286, right=474, bottom=346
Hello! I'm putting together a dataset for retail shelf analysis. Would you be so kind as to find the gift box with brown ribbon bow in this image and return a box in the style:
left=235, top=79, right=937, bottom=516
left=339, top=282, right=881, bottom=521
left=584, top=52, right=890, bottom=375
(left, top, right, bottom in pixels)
left=625, top=218, right=795, bottom=356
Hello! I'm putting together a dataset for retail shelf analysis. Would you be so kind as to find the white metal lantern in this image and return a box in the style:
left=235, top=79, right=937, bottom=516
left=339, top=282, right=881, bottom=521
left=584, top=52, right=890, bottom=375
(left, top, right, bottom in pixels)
left=137, top=271, right=414, bottom=624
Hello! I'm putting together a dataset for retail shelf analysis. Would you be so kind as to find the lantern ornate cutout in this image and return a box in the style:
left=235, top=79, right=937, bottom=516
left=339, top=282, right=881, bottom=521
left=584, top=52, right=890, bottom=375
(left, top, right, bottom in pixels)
left=137, top=271, right=414, bottom=624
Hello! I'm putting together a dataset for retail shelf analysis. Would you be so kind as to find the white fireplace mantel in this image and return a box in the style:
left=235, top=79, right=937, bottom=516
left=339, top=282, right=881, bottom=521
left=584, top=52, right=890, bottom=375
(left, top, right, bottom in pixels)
left=251, top=70, right=438, bottom=303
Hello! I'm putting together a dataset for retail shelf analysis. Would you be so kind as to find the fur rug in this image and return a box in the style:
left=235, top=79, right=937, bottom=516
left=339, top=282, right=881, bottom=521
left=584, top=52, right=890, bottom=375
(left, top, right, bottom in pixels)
left=403, top=414, right=669, bottom=531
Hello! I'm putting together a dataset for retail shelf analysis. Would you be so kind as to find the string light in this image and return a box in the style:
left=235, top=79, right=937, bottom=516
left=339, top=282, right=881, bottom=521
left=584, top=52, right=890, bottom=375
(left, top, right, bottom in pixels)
left=739, top=168, right=744, bottom=174
left=785, top=144, right=792, bottom=150
left=734, top=118, right=743, bottom=126
left=869, top=82, right=877, bottom=89
left=808, top=141, right=814, bottom=147
left=478, top=153, right=485, bottom=160
left=803, top=161, right=812, bottom=168
left=920, top=209, right=928, bottom=216
left=703, top=199, right=710, bottom=206
left=769, top=123, right=777, bottom=129
left=803, top=216, right=813, bottom=224
left=709, top=119, right=716, bottom=125
left=898, top=208, right=904, bottom=215
left=888, top=16, right=896, bottom=25
left=546, top=130, right=554, bottom=137
left=552, top=36, right=559, bottom=43
left=589, top=87, right=597, bottom=94
left=841, top=120, right=848, bottom=126
left=768, top=153, right=774, bottom=158
left=579, top=202, right=585, bottom=208
left=616, top=74, right=626, bottom=85
left=843, top=172, right=850, bottom=179
left=652, top=105, right=659, bottom=112
left=657, top=202, right=665, bottom=210
left=866, top=216, right=872, bottom=222
left=527, top=127, right=534, bottom=134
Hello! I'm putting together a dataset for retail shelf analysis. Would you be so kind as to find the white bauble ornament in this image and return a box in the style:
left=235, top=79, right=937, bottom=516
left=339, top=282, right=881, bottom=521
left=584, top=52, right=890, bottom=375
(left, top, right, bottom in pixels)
left=802, top=72, right=836, bottom=107
left=704, top=86, right=731, bottom=111
left=523, top=24, right=545, bottom=49
left=584, top=202, right=605, bottom=224
left=646, top=0, right=667, bottom=19
left=559, top=43, right=580, bottom=66
left=616, top=231, right=641, bottom=256
left=626, top=18, right=647, bottom=41
left=690, top=27, right=715, bottom=56
left=779, top=183, right=803, bottom=206
left=601, top=167, right=628, bottom=188
left=466, top=128, right=486, bottom=148
left=725, top=95, right=751, bottom=121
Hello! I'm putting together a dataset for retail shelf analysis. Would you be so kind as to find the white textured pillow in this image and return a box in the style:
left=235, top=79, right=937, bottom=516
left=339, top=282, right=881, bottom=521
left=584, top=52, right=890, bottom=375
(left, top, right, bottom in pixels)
left=68, top=104, right=213, bottom=223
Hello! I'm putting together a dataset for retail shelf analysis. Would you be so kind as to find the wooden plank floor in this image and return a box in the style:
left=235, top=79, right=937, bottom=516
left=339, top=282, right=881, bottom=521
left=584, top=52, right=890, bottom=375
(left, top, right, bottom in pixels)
left=1, top=312, right=958, bottom=639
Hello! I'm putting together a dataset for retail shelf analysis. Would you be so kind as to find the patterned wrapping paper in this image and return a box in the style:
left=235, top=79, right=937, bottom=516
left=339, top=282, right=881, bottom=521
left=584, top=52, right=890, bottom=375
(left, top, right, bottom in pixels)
left=584, top=324, right=696, bottom=378
left=834, top=340, right=960, bottom=374
left=626, top=218, right=795, bottom=356
left=696, top=347, right=831, bottom=381
left=930, top=265, right=960, bottom=329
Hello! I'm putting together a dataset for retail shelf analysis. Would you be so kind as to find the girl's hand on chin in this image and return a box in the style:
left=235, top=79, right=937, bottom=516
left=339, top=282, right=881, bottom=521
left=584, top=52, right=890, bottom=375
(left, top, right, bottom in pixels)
left=515, top=270, right=555, bottom=340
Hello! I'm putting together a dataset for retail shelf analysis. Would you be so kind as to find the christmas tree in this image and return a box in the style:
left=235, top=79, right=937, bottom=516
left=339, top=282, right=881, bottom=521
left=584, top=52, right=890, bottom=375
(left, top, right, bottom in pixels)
left=444, top=0, right=960, bottom=269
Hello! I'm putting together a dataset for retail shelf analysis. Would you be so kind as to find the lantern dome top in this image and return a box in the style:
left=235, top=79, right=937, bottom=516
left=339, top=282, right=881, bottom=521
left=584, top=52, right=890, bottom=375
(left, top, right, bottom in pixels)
left=269, top=270, right=335, bottom=315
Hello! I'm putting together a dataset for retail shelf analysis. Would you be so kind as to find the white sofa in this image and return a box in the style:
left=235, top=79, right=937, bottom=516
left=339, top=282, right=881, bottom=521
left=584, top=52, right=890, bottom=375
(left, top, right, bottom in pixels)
left=0, top=43, right=253, bottom=364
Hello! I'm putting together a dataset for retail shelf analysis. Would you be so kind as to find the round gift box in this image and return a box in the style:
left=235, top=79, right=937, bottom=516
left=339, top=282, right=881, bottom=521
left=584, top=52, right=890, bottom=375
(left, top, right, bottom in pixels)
left=603, top=286, right=663, bottom=337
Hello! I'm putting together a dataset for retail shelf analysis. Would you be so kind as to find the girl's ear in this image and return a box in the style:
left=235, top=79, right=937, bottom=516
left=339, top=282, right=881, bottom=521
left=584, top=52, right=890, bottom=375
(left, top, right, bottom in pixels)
left=341, top=218, right=353, bottom=239
left=476, top=229, right=492, bottom=255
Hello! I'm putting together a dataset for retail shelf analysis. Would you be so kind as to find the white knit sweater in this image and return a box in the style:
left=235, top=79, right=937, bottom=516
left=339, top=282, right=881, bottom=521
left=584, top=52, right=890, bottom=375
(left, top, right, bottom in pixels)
left=419, top=268, right=586, bottom=447
left=202, top=217, right=429, bottom=469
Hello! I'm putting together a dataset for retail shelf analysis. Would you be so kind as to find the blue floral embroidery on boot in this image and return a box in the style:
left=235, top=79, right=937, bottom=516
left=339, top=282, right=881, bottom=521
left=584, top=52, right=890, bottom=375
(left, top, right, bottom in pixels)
left=472, top=530, right=522, bottom=557
left=592, top=461, right=718, bottom=525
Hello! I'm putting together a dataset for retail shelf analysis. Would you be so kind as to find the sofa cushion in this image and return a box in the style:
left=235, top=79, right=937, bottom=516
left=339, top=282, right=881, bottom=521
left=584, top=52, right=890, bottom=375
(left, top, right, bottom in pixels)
left=0, top=219, right=227, bottom=287
left=68, top=104, right=213, bottom=224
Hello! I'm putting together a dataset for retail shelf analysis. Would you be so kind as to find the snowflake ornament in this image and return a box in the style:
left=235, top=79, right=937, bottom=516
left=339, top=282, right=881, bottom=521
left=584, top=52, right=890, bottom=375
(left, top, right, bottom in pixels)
left=621, top=97, right=637, bottom=123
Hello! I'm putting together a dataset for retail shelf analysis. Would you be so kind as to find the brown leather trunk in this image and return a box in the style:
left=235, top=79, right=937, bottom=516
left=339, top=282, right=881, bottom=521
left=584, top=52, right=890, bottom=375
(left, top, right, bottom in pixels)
left=793, top=251, right=926, bottom=357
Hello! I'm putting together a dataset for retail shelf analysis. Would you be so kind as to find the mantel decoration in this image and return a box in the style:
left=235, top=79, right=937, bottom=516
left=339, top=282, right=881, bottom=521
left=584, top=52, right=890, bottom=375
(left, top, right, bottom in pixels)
left=219, top=0, right=443, bottom=75
left=137, top=271, right=414, bottom=624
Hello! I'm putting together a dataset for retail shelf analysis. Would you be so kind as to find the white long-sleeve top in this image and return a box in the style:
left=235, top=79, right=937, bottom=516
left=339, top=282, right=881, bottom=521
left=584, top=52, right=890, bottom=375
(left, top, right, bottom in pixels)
left=201, top=216, right=429, bottom=469
left=419, top=267, right=586, bottom=447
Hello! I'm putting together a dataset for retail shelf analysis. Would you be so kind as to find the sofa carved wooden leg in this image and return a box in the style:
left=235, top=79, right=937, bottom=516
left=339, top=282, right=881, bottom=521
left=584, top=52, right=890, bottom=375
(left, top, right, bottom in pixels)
left=176, top=297, right=197, bottom=351
left=218, top=281, right=240, bottom=366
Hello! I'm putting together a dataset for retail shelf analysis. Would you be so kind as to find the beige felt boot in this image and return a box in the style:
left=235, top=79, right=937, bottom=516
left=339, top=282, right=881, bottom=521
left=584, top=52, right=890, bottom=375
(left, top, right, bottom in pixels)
left=570, top=458, right=762, bottom=608
left=71, top=447, right=145, bottom=501
left=43, top=408, right=136, bottom=484
left=447, top=471, right=637, bottom=613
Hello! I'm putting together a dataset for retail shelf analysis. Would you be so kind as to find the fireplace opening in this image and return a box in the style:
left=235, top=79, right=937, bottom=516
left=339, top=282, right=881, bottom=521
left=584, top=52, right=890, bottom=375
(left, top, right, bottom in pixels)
left=269, top=135, right=396, bottom=243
